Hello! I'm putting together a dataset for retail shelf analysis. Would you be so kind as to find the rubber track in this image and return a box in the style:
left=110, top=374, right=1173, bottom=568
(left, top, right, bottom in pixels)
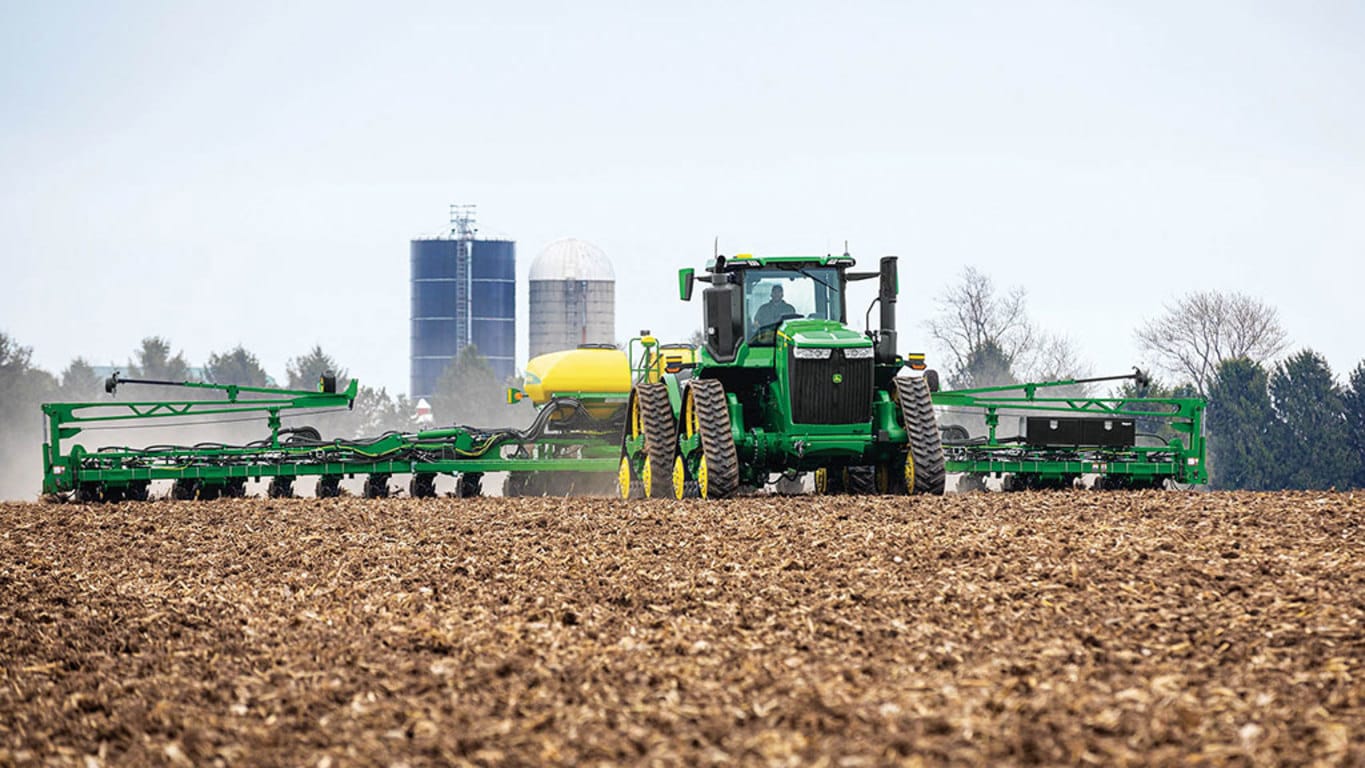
left=691, top=380, right=739, bottom=498
left=637, top=383, right=677, bottom=498
left=895, top=376, right=947, bottom=495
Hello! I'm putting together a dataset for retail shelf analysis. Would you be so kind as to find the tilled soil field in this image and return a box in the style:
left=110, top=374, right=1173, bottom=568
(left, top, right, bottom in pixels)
left=1, top=492, right=1362, bottom=767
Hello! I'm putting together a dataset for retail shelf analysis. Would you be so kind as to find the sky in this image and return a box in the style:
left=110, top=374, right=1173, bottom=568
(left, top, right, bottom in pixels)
left=2, top=0, right=1362, bottom=396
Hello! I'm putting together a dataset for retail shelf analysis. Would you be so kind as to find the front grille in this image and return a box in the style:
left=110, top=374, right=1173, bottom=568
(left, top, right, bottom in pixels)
left=789, top=348, right=873, bottom=424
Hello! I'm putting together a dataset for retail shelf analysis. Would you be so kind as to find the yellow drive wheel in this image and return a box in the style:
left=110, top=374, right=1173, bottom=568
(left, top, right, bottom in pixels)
left=697, top=453, right=710, bottom=499
left=673, top=456, right=687, bottom=499
left=875, top=459, right=908, bottom=494
left=641, top=455, right=655, bottom=498
left=677, top=388, right=702, bottom=499
left=618, top=456, right=633, bottom=499
left=814, top=467, right=850, bottom=494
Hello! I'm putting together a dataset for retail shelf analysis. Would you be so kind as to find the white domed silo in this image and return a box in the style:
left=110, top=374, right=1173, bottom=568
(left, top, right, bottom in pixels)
left=529, top=238, right=616, bottom=358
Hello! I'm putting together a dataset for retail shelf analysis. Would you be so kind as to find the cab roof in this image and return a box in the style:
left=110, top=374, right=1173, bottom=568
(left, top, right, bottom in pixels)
left=706, top=254, right=856, bottom=272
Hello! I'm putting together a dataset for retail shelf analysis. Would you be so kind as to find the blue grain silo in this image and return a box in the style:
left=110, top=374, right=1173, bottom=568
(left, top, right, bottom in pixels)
left=410, top=207, right=516, bottom=399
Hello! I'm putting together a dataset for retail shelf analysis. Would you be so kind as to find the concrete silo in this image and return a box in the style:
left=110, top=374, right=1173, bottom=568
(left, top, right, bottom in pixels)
left=528, top=238, right=616, bottom=359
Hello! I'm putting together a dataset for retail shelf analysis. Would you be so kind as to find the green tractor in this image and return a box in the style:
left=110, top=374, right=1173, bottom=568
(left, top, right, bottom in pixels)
left=618, top=253, right=945, bottom=499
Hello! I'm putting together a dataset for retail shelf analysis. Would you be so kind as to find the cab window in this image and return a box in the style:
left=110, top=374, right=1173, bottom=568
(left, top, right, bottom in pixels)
left=742, top=267, right=842, bottom=344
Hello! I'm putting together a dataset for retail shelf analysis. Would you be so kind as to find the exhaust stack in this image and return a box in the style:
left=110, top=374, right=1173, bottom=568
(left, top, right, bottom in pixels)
left=877, top=256, right=898, bottom=364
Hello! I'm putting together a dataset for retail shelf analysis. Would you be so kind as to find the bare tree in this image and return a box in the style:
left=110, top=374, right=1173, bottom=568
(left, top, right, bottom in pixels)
left=927, top=267, right=1035, bottom=377
left=928, top=269, right=1095, bottom=390
left=1028, top=333, right=1093, bottom=392
left=1135, top=291, right=1289, bottom=395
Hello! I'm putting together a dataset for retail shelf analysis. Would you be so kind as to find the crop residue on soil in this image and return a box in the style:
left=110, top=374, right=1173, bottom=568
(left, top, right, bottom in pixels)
left=1, top=492, right=1362, bottom=766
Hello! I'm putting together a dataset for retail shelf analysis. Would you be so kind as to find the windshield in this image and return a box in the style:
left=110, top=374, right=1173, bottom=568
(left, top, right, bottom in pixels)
left=742, top=267, right=844, bottom=344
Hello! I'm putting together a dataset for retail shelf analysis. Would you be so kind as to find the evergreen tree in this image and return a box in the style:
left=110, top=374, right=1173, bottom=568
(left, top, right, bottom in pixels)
left=352, top=386, right=414, bottom=436
left=0, top=332, right=59, bottom=499
left=430, top=345, right=508, bottom=427
left=1270, top=350, right=1354, bottom=490
left=1206, top=357, right=1280, bottom=490
left=0, top=332, right=35, bottom=395
left=0, top=333, right=58, bottom=418
left=129, top=337, right=191, bottom=381
left=204, top=345, right=270, bottom=387
left=286, top=345, right=348, bottom=391
left=393, top=392, right=414, bottom=430
left=59, top=357, right=103, bottom=401
left=280, top=346, right=353, bottom=439
left=1345, top=361, right=1365, bottom=489
left=1114, top=376, right=1198, bottom=445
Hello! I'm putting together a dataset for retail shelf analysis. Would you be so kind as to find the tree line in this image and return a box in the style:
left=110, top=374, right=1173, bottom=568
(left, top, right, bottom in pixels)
left=929, top=269, right=1363, bottom=490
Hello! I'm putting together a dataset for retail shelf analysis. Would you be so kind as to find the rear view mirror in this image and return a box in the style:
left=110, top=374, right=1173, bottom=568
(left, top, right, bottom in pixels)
left=679, top=268, right=695, bottom=301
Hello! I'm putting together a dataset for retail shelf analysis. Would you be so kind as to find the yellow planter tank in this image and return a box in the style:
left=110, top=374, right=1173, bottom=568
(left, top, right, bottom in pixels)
left=523, top=346, right=632, bottom=420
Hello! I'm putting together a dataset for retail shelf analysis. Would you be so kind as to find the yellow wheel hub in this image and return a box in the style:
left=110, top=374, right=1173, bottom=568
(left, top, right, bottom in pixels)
left=904, top=452, right=916, bottom=495
left=697, top=455, right=709, bottom=499
left=618, top=456, right=632, bottom=499
left=673, top=456, right=686, bottom=499
left=641, top=456, right=654, bottom=498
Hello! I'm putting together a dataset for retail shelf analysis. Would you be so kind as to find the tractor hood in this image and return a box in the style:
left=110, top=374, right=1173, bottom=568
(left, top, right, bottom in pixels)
left=779, top=319, right=872, bottom=349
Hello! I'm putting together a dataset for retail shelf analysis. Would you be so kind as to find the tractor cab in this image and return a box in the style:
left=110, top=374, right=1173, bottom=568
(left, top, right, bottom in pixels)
left=679, top=253, right=898, bottom=366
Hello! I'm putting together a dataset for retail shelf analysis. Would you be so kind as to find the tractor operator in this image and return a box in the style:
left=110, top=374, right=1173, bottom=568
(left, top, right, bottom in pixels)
left=754, top=284, right=797, bottom=329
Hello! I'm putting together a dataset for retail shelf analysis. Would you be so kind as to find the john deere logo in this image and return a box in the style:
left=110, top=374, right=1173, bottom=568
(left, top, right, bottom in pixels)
left=832, top=373, right=843, bottom=384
